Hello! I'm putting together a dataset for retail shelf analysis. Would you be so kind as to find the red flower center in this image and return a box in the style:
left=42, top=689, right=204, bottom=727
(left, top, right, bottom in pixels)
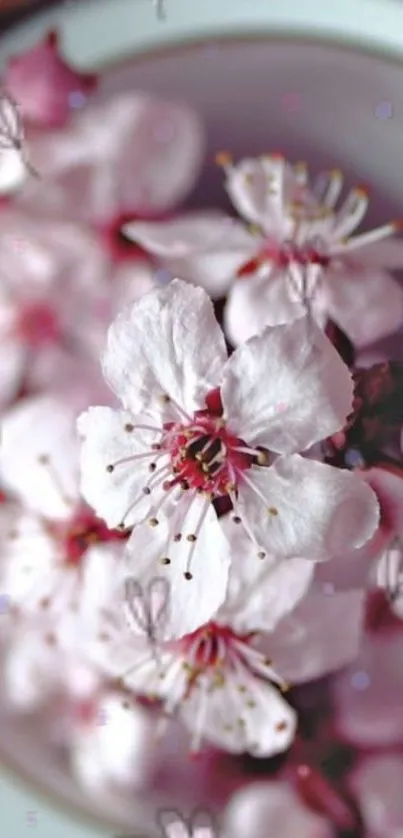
left=161, top=410, right=257, bottom=498
left=50, top=509, right=126, bottom=566
left=178, top=622, right=254, bottom=669
left=16, top=302, right=61, bottom=347
left=238, top=241, right=330, bottom=278
left=101, top=211, right=167, bottom=264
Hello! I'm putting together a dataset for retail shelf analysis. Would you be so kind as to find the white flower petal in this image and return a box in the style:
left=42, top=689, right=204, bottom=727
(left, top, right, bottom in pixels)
left=71, top=694, right=155, bottom=791
left=0, top=510, right=59, bottom=610
left=222, top=316, right=354, bottom=452
left=19, top=93, right=204, bottom=222
left=224, top=781, right=334, bottom=838
left=265, top=587, right=365, bottom=683
left=102, top=279, right=228, bottom=416
left=224, top=272, right=304, bottom=346
left=333, top=633, right=403, bottom=747
left=123, top=212, right=238, bottom=259
left=84, top=597, right=156, bottom=687
left=375, top=544, right=403, bottom=619
left=112, top=94, right=205, bottom=214
left=78, top=543, right=126, bottom=641
left=225, top=156, right=297, bottom=232
left=181, top=676, right=296, bottom=757
left=125, top=212, right=258, bottom=299
left=0, top=396, right=79, bottom=519
left=125, top=495, right=231, bottom=639
left=327, top=268, right=403, bottom=348
left=110, top=260, right=156, bottom=312
left=220, top=515, right=314, bottom=632
left=349, top=754, right=403, bottom=838
left=3, top=633, right=60, bottom=710
left=78, top=406, right=158, bottom=529
left=354, top=236, right=403, bottom=269
left=236, top=456, right=379, bottom=560
left=0, top=337, right=26, bottom=408
left=0, top=148, right=27, bottom=194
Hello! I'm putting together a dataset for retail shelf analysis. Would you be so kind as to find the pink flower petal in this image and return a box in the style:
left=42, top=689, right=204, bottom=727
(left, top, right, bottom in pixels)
left=124, top=213, right=256, bottom=299
left=353, top=236, right=403, bottom=269
left=333, top=632, right=403, bottom=747
left=265, top=588, right=365, bottom=683
left=20, top=93, right=204, bottom=223
left=327, top=268, right=403, bottom=348
left=224, top=782, right=333, bottom=838
left=224, top=272, right=304, bottom=346
left=4, top=30, right=97, bottom=129
left=349, top=754, right=403, bottom=838
left=123, top=212, right=238, bottom=259
left=363, top=465, right=403, bottom=543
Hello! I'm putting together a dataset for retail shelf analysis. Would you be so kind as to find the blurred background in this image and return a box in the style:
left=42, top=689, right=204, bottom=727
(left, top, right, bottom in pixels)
left=1, top=2, right=403, bottom=838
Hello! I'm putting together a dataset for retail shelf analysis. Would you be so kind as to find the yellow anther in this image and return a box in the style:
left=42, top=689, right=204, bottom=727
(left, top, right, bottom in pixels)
left=215, top=150, right=233, bottom=168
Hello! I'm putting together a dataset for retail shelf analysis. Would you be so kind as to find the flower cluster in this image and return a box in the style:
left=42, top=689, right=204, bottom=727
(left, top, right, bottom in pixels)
left=1, top=28, right=403, bottom=838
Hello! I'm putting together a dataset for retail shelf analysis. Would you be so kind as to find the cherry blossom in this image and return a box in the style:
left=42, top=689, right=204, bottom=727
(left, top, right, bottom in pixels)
left=86, top=517, right=364, bottom=758
left=87, top=575, right=297, bottom=757
left=0, top=396, right=127, bottom=633
left=4, top=30, right=97, bottom=129
left=78, top=279, right=379, bottom=637
left=16, top=92, right=204, bottom=228
left=124, top=155, right=403, bottom=345
left=0, top=207, right=155, bottom=408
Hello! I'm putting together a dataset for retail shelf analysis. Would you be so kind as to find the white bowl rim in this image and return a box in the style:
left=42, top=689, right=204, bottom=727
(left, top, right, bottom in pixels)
left=1, top=0, right=403, bottom=70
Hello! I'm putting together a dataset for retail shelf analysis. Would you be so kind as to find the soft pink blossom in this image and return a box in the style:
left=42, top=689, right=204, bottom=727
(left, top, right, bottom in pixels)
left=0, top=396, right=126, bottom=636
left=4, top=30, right=97, bottom=129
left=78, top=279, right=378, bottom=638
left=0, top=207, right=154, bottom=408
left=124, top=156, right=403, bottom=343
left=86, top=517, right=364, bottom=758
left=17, top=92, right=204, bottom=227
left=87, top=524, right=306, bottom=757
